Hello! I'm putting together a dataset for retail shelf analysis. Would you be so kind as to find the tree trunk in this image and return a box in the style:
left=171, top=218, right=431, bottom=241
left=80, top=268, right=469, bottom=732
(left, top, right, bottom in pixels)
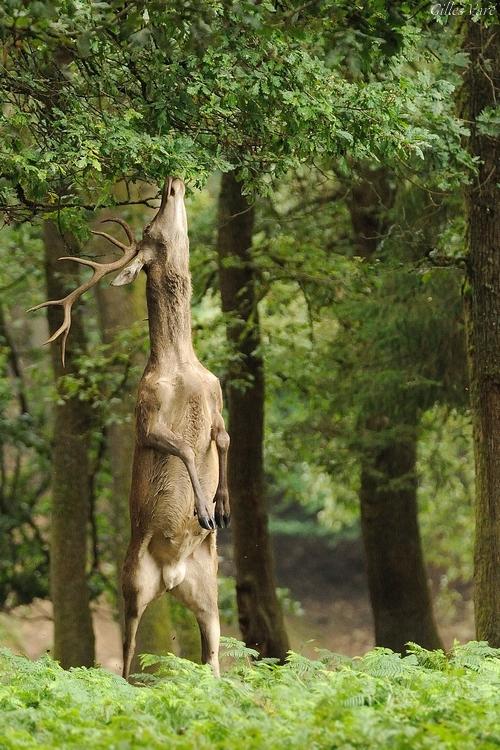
left=95, top=281, right=139, bottom=621
left=360, top=420, right=442, bottom=652
left=132, top=598, right=173, bottom=674
left=43, top=221, right=95, bottom=668
left=171, top=602, right=200, bottom=662
left=217, top=172, right=289, bottom=661
left=347, top=173, right=442, bottom=651
left=460, top=20, right=500, bottom=646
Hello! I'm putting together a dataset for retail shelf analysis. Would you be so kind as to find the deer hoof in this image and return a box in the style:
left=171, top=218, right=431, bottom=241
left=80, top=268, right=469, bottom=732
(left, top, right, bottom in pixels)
left=215, top=507, right=231, bottom=529
left=197, top=511, right=216, bottom=531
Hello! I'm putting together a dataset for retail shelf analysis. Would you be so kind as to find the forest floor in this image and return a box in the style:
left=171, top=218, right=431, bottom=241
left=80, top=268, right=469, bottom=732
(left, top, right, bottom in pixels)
left=0, top=533, right=474, bottom=673
left=268, top=533, right=475, bottom=657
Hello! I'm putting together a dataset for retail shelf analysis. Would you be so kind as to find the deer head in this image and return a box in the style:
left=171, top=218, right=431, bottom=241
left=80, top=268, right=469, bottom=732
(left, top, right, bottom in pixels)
left=113, top=176, right=188, bottom=286
left=29, top=178, right=186, bottom=366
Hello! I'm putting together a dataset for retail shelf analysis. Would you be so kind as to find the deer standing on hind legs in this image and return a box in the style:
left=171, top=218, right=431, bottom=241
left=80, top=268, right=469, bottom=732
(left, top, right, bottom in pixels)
left=30, top=178, right=230, bottom=679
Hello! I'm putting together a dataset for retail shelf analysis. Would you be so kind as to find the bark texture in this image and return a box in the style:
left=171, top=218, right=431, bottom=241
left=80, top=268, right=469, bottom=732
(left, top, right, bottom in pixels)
left=217, top=172, right=289, bottom=661
left=360, top=420, right=442, bottom=652
left=43, top=221, right=95, bottom=668
left=348, top=173, right=442, bottom=651
left=460, top=20, right=500, bottom=646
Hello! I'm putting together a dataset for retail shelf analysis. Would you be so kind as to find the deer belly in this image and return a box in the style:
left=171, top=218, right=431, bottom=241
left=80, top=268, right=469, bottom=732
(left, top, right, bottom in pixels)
left=131, top=390, right=218, bottom=546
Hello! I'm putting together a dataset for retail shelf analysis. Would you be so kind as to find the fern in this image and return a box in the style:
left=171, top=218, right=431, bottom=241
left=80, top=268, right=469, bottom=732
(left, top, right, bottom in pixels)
left=406, top=642, right=449, bottom=671
left=285, top=651, right=325, bottom=678
left=355, top=648, right=419, bottom=678
left=450, top=641, right=500, bottom=672
left=220, top=636, right=260, bottom=661
left=0, top=642, right=498, bottom=749
left=313, top=648, right=351, bottom=669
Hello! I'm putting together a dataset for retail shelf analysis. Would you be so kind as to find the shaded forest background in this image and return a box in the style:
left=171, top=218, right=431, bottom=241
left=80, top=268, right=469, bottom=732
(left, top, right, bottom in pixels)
left=0, top=1, right=498, bottom=672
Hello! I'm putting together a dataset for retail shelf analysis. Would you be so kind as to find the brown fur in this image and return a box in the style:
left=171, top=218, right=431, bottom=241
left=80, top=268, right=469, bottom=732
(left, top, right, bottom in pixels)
left=115, top=179, right=229, bottom=679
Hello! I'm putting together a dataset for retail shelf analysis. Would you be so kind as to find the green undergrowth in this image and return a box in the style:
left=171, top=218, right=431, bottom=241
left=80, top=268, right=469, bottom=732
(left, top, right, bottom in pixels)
left=0, top=639, right=498, bottom=749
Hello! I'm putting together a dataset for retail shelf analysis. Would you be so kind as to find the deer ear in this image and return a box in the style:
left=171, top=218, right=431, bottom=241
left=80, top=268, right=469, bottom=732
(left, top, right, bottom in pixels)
left=111, top=254, right=145, bottom=286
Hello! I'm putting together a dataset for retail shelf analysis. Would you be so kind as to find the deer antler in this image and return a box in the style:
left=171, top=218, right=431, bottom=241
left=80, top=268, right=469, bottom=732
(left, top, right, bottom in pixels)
left=28, top=218, right=137, bottom=367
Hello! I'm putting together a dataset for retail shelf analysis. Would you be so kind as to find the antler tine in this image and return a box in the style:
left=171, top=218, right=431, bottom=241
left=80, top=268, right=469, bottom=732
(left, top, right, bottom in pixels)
left=90, top=229, right=129, bottom=253
left=27, top=298, right=63, bottom=313
left=58, top=256, right=100, bottom=269
left=43, top=297, right=74, bottom=368
left=28, top=220, right=138, bottom=367
left=100, top=217, right=134, bottom=245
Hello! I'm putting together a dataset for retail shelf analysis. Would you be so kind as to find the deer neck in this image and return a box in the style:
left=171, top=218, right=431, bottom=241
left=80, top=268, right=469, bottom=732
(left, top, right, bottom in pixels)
left=145, top=258, right=195, bottom=365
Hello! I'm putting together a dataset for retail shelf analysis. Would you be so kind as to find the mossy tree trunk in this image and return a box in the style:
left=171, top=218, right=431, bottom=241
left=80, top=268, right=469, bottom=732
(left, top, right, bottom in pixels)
left=460, top=20, right=500, bottom=646
left=131, top=598, right=174, bottom=673
left=43, top=221, right=95, bottom=668
left=217, top=172, right=289, bottom=661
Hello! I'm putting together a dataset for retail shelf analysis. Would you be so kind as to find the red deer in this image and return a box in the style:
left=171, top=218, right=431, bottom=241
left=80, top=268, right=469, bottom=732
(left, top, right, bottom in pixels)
left=30, top=178, right=230, bottom=678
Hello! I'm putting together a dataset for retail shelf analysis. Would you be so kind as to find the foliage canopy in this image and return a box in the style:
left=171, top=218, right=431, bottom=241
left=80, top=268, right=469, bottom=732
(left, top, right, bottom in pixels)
left=0, top=0, right=471, bottom=223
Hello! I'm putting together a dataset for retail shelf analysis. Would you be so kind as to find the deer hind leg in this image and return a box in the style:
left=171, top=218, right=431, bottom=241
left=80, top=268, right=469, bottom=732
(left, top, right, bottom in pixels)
left=122, top=542, right=163, bottom=680
left=170, top=536, right=220, bottom=676
left=211, top=416, right=230, bottom=529
left=122, top=608, right=141, bottom=682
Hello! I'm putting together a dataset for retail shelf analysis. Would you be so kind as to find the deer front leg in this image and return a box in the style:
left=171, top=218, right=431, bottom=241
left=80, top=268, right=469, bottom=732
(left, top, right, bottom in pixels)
left=138, top=417, right=216, bottom=531
left=211, top=415, right=230, bottom=529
